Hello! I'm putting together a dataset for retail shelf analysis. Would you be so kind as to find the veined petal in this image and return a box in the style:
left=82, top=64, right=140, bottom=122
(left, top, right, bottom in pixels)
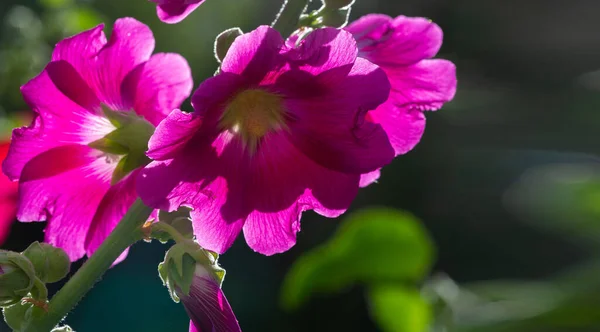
left=368, top=101, right=426, bottom=156
left=3, top=67, right=115, bottom=181
left=347, top=14, right=444, bottom=66
left=181, top=274, right=241, bottom=332
left=288, top=58, right=394, bottom=174
left=53, top=18, right=155, bottom=110
left=221, top=26, right=284, bottom=82
left=84, top=169, right=140, bottom=263
left=17, top=144, right=116, bottom=261
left=121, top=53, right=193, bottom=126
left=386, top=59, right=457, bottom=111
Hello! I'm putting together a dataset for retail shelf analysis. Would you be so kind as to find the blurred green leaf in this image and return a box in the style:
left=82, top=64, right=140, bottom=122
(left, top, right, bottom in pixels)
left=504, top=163, right=600, bottom=245
left=281, top=208, right=434, bottom=310
left=369, top=285, right=430, bottom=332
left=427, top=264, right=600, bottom=332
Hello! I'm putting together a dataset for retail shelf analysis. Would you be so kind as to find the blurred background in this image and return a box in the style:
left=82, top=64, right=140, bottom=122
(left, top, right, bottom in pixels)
left=2, top=0, right=600, bottom=331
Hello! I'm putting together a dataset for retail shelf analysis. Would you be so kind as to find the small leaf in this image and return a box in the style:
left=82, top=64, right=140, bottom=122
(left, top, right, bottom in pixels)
left=281, top=208, right=434, bottom=310
left=368, top=285, right=430, bottom=332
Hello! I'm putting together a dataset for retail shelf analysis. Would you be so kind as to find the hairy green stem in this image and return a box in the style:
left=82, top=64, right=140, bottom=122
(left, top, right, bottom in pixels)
left=23, top=199, right=152, bottom=332
left=272, top=0, right=310, bottom=37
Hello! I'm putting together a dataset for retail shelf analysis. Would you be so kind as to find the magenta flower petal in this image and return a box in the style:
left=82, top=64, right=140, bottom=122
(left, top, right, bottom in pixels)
left=359, top=169, right=381, bottom=188
left=180, top=273, right=241, bottom=332
left=386, top=59, right=457, bottom=111
left=368, top=102, right=426, bottom=156
left=346, top=14, right=443, bottom=66
left=53, top=18, right=155, bottom=110
left=155, top=1, right=205, bottom=24
left=287, top=57, right=393, bottom=174
left=0, top=142, right=17, bottom=245
left=221, top=26, right=285, bottom=82
left=84, top=169, right=140, bottom=261
left=139, top=26, right=391, bottom=255
left=3, top=67, right=112, bottom=181
left=121, top=53, right=193, bottom=126
left=18, top=145, right=113, bottom=260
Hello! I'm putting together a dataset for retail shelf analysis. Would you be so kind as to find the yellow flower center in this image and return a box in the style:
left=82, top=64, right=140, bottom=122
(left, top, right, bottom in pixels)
left=220, top=89, right=287, bottom=153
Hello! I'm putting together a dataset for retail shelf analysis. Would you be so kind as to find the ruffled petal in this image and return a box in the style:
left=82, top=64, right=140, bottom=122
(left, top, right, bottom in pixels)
left=368, top=101, right=426, bottom=156
left=288, top=57, right=394, bottom=174
left=181, top=275, right=241, bottom=332
left=84, top=169, right=139, bottom=261
left=54, top=18, right=154, bottom=110
left=347, top=14, right=444, bottom=66
left=221, top=26, right=284, bottom=82
left=139, top=132, right=245, bottom=254
left=156, top=1, right=204, bottom=24
left=146, top=109, right=203, bottom=161
left=386, top=59, right=457, bottom=111
left=17, top=144, right=115, bottom=261
left=241, top=133, right=359, bottom=255
left=121, top=53, right=193, bottom=126
left=3, top=67, right=114, bottom=181
left=286, top=28, right=358, bottom=86
left=51, top=24, right=107, bottom=81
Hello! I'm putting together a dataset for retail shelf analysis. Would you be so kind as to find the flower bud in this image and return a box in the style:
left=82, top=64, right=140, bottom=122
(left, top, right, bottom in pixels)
left=158, top=242, right=240, bottom=331
left=322, top=0, right=354, bottom=9
left=3, top=302, right=33, bottom=331
left=154, top=208, right=194, bottom=243
left=321, top=8, right=351, bottom=28
left=22, top=241, right=70, bottom=283
left=214, top=28, right=243, bottom=63
left=180, top=264, right=241, bottom=332
left=0, top=250, right=36, bottom=307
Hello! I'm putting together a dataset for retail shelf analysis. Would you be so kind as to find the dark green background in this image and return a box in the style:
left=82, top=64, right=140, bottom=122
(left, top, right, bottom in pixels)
left=2, top=0, right=600, bottom=331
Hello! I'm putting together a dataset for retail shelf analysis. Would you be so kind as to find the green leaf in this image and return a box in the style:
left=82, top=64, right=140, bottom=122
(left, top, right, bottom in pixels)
left=369, top=285, right=431, bottom=332
left=281, top=208, right=434, bottom=310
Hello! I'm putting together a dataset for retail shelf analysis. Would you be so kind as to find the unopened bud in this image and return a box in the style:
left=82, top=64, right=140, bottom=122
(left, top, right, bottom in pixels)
left=214, top=28, right=243, bottom=63
left=3, top=302, right=33, bottom=331
left=180, top=264, right=241, bottom=332
left=0, top=250, right=36, bottom=307
left=321, top=8, right=351, bottom=28
left=22, top=242, right=70, bottom=283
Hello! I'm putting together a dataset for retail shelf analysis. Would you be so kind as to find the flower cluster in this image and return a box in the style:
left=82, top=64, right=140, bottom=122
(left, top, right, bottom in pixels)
left=1, top=3, right=456, bottom=331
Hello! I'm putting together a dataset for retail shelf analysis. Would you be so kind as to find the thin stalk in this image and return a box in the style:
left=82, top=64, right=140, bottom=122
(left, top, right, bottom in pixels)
left=272, top=0, right=310, bottom=37
left=24, top=199, right=152, bottom=332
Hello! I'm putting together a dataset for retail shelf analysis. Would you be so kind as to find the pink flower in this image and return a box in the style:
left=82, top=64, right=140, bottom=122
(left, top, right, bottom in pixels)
left=0, top=142, right=18, bottom=246
left=138, top=26, right=394, bottom=255
left=345, top=14, right=457, bottom=185
left=182, top=266, right=241, bottom=332
left=2, top=18, right=193, bottom=262
left=150, top=0, right=205, bottom=24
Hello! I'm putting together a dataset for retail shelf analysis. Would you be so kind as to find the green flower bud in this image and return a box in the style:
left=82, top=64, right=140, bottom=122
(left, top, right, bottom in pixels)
left=3, top=302, right=33, bottom=331
left=154, top=208, right=194, bottom=243
left=214, top=27, right=243, bottom=63
left=158, top=242, right=224, bottom=303
left=22, top=242, right=70, bottom=283
left=320, top=8, right=351, bottom=28
left=322, top=0, right=354, bottom=9
left=51, top=325, right=74, bottom=332
left=0, top=250, right=36, bottom=307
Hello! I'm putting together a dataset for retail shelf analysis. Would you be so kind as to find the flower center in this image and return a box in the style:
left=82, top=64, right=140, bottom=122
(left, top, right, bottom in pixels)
left=220, top=89, right=286, bottom=152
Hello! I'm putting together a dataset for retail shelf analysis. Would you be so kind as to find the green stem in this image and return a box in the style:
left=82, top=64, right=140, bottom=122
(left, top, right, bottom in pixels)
left=24, top=199, right=152, bottom=332
left=151, top=222, right=189, bottom=244
left=271, top=0, right=310, bottom=37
